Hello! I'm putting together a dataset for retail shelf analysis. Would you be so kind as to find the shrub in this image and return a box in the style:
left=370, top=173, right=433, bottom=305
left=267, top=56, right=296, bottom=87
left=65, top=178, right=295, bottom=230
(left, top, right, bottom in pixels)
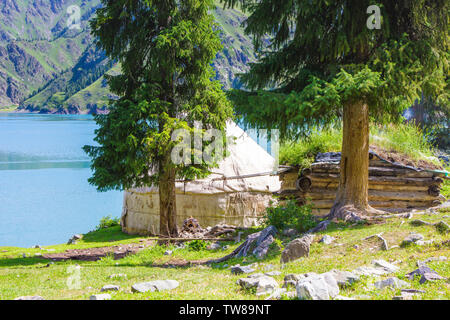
left=262, top=200, right=317, bottom=233
left=186, top=240, right=209, bottom=251
left=96, top=215, right=120, bottom=230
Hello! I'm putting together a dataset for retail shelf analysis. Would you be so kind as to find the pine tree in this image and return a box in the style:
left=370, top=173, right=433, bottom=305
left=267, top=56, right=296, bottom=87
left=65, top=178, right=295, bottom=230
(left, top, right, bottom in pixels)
left=221, top=0, right=449, bottom=221
left=84, top=0, right=233, bottom=236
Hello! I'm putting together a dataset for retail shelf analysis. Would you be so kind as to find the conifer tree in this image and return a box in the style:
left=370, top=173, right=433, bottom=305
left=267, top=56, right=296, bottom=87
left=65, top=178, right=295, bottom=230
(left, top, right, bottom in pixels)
left=221, top=0, right=448, bottom=221
left=84, top=0, right=233, bottom=236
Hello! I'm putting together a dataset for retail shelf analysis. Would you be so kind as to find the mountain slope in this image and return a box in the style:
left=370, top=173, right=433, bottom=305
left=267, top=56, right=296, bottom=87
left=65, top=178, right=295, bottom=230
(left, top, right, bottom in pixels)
left=0, top=0, right=256, bottom=113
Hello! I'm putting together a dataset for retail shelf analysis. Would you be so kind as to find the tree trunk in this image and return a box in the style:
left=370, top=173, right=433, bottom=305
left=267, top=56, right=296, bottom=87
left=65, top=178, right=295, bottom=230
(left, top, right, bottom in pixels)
left=159, top=153, right=178, bottom=237
left=328, top=100, right=384, bottom=221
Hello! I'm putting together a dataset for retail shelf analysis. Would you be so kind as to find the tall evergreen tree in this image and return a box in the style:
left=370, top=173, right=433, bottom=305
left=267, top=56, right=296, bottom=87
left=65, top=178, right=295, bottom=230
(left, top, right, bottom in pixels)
left=84, top=0, right=233, bottom=236
left=221, top=0, right=448, bottom=221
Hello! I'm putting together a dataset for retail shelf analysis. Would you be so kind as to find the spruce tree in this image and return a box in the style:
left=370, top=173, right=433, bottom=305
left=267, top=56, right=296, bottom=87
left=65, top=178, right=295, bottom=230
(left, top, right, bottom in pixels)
left=221, top=0, right=448, bottom=221
left=84, top=0, right=233, bottom=236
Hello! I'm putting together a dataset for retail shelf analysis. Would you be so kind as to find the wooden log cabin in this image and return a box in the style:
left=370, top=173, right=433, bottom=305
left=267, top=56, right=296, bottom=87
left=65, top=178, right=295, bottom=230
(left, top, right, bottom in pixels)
left=277, top=152, right=448, bottom=217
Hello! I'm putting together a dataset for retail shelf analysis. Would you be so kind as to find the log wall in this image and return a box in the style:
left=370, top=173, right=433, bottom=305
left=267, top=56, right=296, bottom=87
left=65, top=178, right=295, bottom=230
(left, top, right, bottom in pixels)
left=277, top=152, right=447, bottom=217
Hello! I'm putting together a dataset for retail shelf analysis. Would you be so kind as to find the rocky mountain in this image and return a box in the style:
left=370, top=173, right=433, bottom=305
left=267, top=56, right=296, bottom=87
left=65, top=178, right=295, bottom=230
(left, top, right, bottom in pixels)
left=0, top=0, right=256, bottom=113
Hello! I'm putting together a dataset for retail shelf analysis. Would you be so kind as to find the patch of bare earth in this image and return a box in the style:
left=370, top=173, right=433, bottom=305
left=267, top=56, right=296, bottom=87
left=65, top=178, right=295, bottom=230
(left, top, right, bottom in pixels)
left=370, top=145, right=442, bottom=171
left=41, top=241, right=155, bottom=262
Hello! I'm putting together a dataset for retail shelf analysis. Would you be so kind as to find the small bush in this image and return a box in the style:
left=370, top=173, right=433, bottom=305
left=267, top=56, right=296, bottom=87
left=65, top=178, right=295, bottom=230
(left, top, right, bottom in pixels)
left=96, top=215, right=120, bottom=230
left=186, top=240, right=209, bottom=251
left=262, top=200, right=317, bottom=233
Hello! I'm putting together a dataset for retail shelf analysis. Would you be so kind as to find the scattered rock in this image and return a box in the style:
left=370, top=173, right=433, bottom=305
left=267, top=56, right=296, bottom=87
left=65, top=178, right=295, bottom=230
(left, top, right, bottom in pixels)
left=231, top=265, right=256, bottom=275
left=32, top=245, right=42, bottom=249
left=282, top=228, right=299, bottom=237
left=423, top=256, right=447, bottom=263
left=207, top=242, right=222, bottom=250
left=68, top=234, right=83, bottom=245
left=352, top=266, right=389, bottom=277
left=280, top=235, right=314, bottom=264
left=164, top=250, right=173, bottom=256
left=14, top=296, right=45, bottom=300
left=319, top=235, right=335, bottom=245
left=392, top=293, right=414, bottom=300
left=101, top=285, right=120, bottom=292
left=406, top=264, right=446, bottom=284
left=296, top=273, right=339, bottom=300
left=131, top=280, right=180, bottom=293
left=264, top=288, right=287, bottom=300
left=328, top=270, right=360, bottom=287
left=416, top=239, right=434, bottom=246
left=283, top=280, right=298, bottom=289
left=237, top=276, right=279, bottom=296
left=401, top=233, right=424, bottom=246
left=90, top=294, right=111, bottom=300
left=372, top=260, right=399, bottom=273
left=374, top=277, right=410, bottom=290
left=402, top=289, right=426, bottom=294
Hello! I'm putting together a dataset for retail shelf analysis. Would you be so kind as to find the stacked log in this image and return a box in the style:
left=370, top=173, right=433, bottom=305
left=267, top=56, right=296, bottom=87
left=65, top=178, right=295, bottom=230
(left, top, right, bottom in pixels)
left=277, top=152, right=447, bottom=216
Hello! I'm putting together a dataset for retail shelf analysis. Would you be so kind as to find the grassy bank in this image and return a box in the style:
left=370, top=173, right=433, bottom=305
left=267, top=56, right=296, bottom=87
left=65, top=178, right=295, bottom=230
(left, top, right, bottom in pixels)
left=0, top=206, right=448, bottom=300
left=280, top=122, right=444, bottom=169
left=0, top=105, right=18, bottom=113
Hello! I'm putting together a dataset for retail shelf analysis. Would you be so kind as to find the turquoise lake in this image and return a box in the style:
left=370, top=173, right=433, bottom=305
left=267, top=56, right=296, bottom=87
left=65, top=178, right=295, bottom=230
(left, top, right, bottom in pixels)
left=0, top=113, right=123, bottom=248
left=0, top=113, right=272, bottom=248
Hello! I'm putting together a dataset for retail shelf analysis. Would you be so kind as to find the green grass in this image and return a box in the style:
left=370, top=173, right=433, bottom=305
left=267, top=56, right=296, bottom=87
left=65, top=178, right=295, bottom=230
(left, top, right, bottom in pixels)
left=280, top=122, right=444, bottom=168
left=0, top=105, right=18, bottom=112
left=0, top=208, right=449, bottom=300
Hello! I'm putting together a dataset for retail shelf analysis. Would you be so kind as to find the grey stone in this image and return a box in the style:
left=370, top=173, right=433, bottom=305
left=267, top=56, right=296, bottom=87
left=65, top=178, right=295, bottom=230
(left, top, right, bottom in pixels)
left=284, top=274, right=305, bottom=282
left=280, top=235, right=314, bottom=263
left=319, top=235, right=335, bottom=245
left=14, top=296, right=45, bottom=300
left=101, top=285, right=120, bottom=292
left=255, top=276, right=279, bottom=296
left=90, top=294, right=111, bottom=300
left=131, top=280, right=180, bottom=293
left=283, top=280, right=298, bottom=289
left=282, top=228, right=299, bottom=237
left=402, top=233, right=425, bottom=245
left=264, top=288, right=287, bottom=300
left=406, top=264, right=446, bottom=284
left=237, top=276, right=279, bottom=296
left=329, top=270, right=360, bottom=287
left=393, top=293, right=414, bottom=300
left=247, top=273, right=265, bottom=279
left=372, top=260, right=399, bottom=273
left=231, top=265, right=256, bottom=275
left=296, top=273, right=339, bottom=300
left=352, top=266, right=389, bottom=277
left=416, top=240, right=434, bottom=246
left=208, top=242, right=222, bottom=250
left=402, top=289, right=426, bottom=294
left=374, top=277, right=410, bottom=289
left=164, top=250, right=173, bottom=256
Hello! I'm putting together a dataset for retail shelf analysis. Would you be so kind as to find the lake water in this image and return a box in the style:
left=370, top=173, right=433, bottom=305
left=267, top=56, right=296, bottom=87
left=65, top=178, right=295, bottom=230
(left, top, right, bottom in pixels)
left=0, top=114, right=273, bottom=248
left=0, top=113, right=123, bottom=248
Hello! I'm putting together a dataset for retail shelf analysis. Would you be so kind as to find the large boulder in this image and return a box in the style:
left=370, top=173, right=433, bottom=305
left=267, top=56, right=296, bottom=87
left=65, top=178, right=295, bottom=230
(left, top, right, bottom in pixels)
left=296, top=273, right=339, bottom=300
left=281, top=235, right=314, bottom=263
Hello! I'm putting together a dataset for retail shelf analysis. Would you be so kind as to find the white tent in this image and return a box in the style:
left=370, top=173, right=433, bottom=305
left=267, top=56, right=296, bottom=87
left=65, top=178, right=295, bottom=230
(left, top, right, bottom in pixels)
left=121, top=121, right=281, bottom=235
